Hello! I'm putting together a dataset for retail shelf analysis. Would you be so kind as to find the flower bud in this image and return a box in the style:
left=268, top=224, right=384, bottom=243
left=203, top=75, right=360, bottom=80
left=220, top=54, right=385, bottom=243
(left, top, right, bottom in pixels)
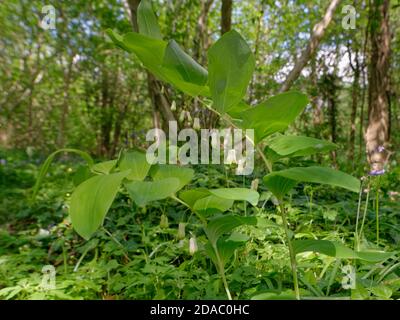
left=160, top=214, right=169, bottom=229
left=177, top=222, right=186, bottom=240
left=251, top=178, right=259, bottom=191
left=193, top=117, right=201, bottom=130
left=189, top=236, right=198, bottom=255
left=186, top=111, right=192, bottom=122
left=179, top=110, right=186, bottom=122
left=171, top=100, right=177, bottom=111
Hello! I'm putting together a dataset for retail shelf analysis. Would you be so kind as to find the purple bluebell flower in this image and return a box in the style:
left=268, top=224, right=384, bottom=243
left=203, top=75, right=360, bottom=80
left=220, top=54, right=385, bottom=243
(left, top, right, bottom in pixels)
left=369, top=169, right=385, bottom=176
left=0, top=159, right=6, bottom=165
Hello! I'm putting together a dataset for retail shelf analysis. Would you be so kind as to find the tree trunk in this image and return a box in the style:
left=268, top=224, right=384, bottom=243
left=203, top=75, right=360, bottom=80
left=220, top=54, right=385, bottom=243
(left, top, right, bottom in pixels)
left=221, top=0, right=232, bottom=35
left=194, top=0, right=214, bottom=63
left=279, top=0, right=341, bottom=92
left=125, top=0, right=175, bottom=132
left=347, top=43, right=361, bottom=163
left=58, top=58, right=73, bottom=148
left=365, top=0, right=391, bottom=173
left=249, top=3, right=265, bottom=102
left=193, top=0, right=215, bottom=129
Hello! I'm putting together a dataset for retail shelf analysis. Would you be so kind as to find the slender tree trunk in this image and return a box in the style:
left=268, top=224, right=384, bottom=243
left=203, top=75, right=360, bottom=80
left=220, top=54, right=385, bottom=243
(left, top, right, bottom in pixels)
left=249, top=3, right=265, bottom=102
left=193, top=0, right=215, bottom=129
left=365, top=0, right=391, bottom=173
left=125, top=0, right=175, bottom=132
left=349, top=68, right=360, bottom=163
left=347, top=43, right=361, bottom=163
left=58, top=58, right=73, bottom=148
left=194, top=0, right=214, bottom=64
left=358, top=0, right=370, bottom=161
left=221, top=0, right=232, bottom=35
left=279, top=0, right=341, bottom=92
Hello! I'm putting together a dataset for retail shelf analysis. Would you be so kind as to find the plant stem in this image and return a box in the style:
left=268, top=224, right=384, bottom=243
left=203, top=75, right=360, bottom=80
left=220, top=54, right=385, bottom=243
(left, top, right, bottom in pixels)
left=171, top=195, right=207, bottom=224
left=213, top=244, right=232, bottom=300
left=256, top=145, right=272, bottom=172
left=102, top=227, right=131, bottom=262
left=375, top=177, right=381, bottom=246
left=279, top=202, right=300, bottom=300
left=354, top=178, right=365, bottom=251
left=73, top=245, right=91, bottom=272
left=358, top=183, right=370, bottom=241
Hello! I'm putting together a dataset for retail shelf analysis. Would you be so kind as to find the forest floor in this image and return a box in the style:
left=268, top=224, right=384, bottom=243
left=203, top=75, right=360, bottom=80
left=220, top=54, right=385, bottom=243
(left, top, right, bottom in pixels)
left=0, top=149, right=399, bottom=300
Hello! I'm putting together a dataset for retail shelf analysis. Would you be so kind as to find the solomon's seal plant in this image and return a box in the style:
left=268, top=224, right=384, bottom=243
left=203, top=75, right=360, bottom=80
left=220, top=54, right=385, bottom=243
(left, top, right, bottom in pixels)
left=32, top=0, right=392, bottom=300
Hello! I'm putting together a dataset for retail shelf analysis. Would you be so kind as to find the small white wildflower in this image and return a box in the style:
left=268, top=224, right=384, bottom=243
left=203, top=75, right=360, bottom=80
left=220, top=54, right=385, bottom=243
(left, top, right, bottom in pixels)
left=189, top=237, right=198, bottom=255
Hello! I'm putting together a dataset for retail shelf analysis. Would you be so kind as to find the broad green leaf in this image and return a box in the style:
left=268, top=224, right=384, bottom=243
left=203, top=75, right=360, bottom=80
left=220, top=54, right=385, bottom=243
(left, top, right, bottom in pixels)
left=31, top=148, right=94, bottom=200
left=107, top=30, right=209, bottom=97
left=151, top=164, right=194, bottom=190
left=124, top=178, right=181, bottom=206
left=207, top=30, right=255, bottom=113
left=179, top=188, right=235, bottom=218
left=72, top=165, right=94, bottom=187
left=356, top=251, right=394, bottom=262
left=193, top=195, right=234, bottom=216
left=251, top=291, right=296, bottom=300
left=209, top=188, right=259, bottom=206
left=240, top=91, right=309, bottom=142
left=267, top=135, right=337, bottom=158
left=293, top=240, right=392, bottom=262
left=293, top=240, right=355, bottom=259
left=370, top=285, right=392, bottom=299
left=161, top=40, right=209, bottom=96
left=107, top=30, right=167, bottom=79
left=92, top=160, right=117, bottom=174
left=205, top=235, right=248, bottom=268
left=121, top=32, right=167, bottom=80
left=137, top=0, right=162, bottom=39
left=204, top=214, right=257, bottom=246
left=69, top=171, right=129, bottom=240
left=227, top=101, right=250, bottom=119
left=179, top=188, right=210, bottom=208
left=263, top=166, right=360, bottom=199
left=118, top=150, right=151, bottom=181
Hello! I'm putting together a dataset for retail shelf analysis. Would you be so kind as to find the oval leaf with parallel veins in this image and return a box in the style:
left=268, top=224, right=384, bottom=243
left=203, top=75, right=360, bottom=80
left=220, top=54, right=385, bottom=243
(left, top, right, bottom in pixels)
left=69, top=171, right=130, bottom=240
left=263, top=166, right=360, bottom=199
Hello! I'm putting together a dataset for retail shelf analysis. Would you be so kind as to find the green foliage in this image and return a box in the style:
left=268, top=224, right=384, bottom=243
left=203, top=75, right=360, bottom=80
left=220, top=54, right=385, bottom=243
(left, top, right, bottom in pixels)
left=3, top=0, right=398, bottom=302
left=207, top=30, right=255, bottom=113
left=239, top=91, right=309, bottom=142
left=70, top=171, right=130, bottom=239
left=293, top=240, right=393, bottom=262
left=266, top=135, right=337, bottom=159
left=118, top=150, right=151, bottom=181
left=137, top=0, right=163, bottom=39
left=209, top=188, right=259, bottom=206
left=31, top=148, right=94, bottom=200
left=150, top=164, right=194, bottom=190
left=264, top=167, right=361, bottom=199
left=125, top=178, right=181, bottom=207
